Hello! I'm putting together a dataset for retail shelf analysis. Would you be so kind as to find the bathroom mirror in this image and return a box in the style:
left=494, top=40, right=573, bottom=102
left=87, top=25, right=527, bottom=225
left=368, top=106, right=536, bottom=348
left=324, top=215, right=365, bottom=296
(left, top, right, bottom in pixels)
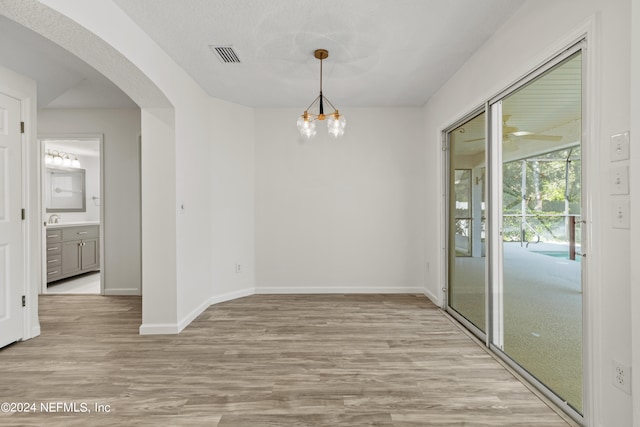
left=45, top=167, right=86, bottom=212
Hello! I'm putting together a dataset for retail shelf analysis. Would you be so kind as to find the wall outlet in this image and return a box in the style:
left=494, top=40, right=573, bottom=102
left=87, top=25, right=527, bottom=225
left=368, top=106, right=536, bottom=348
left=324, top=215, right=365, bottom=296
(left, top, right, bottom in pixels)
left=613, top=360, right=632, bottom=394
left=235, top=263, right=241, bottom=274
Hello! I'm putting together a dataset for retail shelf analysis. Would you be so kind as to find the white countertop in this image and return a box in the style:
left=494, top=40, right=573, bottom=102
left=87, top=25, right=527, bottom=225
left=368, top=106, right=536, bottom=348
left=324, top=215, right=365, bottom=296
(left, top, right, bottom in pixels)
left=46, top=221, right=100, bottom=228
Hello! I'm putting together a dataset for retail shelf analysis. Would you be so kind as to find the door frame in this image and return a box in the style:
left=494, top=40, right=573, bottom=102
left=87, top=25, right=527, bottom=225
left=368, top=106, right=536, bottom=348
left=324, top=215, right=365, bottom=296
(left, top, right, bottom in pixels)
left=0, top=74, right=38, bottom=343
left=441, top=105, right=488, bottom=342
left=38, top=134, right=105, bottom=295
left=441, top=26, right=598, bottom=425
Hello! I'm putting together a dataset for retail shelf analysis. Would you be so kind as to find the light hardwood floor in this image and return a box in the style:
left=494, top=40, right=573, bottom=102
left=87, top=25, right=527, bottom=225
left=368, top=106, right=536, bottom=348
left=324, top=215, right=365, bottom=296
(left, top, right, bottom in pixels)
left=0, top=294, right=573, bottom=426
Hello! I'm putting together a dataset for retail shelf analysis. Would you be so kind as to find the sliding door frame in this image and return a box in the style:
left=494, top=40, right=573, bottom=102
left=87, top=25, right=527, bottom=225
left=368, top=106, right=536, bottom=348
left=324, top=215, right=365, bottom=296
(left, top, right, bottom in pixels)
left=488, top=41, right=587, bottom=425
left=442, top=106, right=488, bottom=343
left=442, top=34, right=595, bottom=426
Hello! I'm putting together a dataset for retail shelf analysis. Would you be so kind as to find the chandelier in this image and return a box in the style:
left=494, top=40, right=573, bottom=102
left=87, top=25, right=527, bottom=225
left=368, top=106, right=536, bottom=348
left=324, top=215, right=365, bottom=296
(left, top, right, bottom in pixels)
left=297, top=49, right=346, bottom=139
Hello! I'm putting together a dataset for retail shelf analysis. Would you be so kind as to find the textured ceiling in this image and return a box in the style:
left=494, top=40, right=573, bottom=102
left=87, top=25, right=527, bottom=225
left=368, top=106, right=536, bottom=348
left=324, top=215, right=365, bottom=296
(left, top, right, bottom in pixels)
left=0, top=0, right=174, bottom=110
left=0, top=14, right=136, bottom=109
left=113, top=0, right=525, bottom=108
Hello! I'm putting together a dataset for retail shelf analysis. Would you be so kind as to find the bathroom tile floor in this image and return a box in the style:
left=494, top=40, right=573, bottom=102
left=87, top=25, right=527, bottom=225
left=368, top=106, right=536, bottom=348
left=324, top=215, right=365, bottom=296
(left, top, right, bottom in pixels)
left=46, top=271, right=101, bottom=294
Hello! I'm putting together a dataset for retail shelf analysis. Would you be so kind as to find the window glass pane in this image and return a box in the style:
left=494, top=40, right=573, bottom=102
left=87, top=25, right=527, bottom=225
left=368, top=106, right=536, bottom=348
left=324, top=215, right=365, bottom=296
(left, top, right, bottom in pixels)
left=498, top=52, right=583, bottom=413
left=448, top=112, right=486, bottom=332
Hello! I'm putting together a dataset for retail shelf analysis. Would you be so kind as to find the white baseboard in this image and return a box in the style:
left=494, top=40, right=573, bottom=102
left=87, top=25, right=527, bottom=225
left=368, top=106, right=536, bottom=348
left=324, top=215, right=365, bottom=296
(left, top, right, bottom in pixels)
left=424, top=287, right=440, bottom=306
left=103, top=288, right=140, bottom=296
left=141, top=286, right=428, bottom=335
left=175, top=287, right=255, bottom=333
left=140, top=288, right=256, bottom=335
left=208, top=287, right=255, bottom=305
left=256, top=286, right=425, bottom=294
left=29, top=325, right=41, bottom=340
left=139, top=323, right=180, bottom=335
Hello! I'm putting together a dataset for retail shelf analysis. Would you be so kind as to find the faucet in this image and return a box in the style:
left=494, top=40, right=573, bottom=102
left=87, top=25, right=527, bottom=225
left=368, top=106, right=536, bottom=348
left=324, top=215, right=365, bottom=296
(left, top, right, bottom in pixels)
left=48, top=214, right=61, bottom=224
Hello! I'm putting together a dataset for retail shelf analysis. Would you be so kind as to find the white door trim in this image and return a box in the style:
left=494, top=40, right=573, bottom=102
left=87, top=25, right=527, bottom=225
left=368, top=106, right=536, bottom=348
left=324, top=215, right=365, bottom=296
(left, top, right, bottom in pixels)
left=0, top=73, right=38, bottom=342
left=38, top=133, right=104, bottom=296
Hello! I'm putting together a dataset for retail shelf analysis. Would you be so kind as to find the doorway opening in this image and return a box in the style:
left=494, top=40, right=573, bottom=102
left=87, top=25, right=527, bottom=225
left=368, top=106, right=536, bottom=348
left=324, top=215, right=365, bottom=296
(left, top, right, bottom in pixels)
left=40, top=136, right=103, bottom=295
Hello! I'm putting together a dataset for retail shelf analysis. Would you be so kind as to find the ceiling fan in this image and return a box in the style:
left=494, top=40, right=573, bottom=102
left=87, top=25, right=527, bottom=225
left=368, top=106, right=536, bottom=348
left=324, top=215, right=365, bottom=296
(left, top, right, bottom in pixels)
left=463, top=115, right=562, bottom=143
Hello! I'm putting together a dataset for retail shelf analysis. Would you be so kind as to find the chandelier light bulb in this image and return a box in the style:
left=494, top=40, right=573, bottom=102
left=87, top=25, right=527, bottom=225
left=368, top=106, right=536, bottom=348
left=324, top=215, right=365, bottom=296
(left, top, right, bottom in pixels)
left=298, top=111, right=316, bottom=139
left=297, top=112, right=317, bottom=139
left=327, top=111, right=346, bottom=139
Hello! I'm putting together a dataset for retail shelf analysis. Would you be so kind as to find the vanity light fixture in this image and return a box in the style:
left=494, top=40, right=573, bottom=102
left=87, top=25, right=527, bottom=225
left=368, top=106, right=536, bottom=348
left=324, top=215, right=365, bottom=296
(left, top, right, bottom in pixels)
left=52, top=151, right=63, bottom=165
left=297, top=49, right=346, bottom=139
left=45, top=150, right=81, bottom=168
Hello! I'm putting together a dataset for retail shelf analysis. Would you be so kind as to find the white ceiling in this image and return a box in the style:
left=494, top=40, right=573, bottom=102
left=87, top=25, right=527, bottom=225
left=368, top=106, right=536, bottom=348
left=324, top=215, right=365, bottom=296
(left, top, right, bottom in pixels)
left=0, top=15, right=136, bottom=109
left=111, top=0, right=525, bottom=108
left=1, top=1, right=525, bottom=110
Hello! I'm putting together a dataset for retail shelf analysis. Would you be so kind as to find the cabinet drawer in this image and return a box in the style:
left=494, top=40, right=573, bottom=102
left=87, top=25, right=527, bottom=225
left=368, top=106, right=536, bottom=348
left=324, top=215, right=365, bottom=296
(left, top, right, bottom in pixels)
left=46, top=255, right=62, bottom=268
left=46, top=229, right=62, bottom=242
left=46, top=243, right=62, bottom=255
left=47, top=267, right=62, bottom=281
left=62, top=226, right=99, bottom=240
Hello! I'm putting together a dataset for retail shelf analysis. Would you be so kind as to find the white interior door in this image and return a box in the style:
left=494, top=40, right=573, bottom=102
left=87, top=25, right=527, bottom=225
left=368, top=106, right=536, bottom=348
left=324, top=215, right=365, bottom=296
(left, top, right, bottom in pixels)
left=0, top=92, right=24, bottom=348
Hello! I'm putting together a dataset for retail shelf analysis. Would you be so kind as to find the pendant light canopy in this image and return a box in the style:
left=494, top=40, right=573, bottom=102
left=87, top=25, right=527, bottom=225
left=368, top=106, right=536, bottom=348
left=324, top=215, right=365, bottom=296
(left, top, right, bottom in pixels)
left=297, top=49, right=346, bottom=139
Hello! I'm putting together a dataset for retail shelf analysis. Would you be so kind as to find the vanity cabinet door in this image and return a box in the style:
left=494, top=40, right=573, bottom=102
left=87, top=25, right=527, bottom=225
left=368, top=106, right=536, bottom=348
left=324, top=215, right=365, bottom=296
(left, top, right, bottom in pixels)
left=81, top=238, right=99, bottom=271
left=61, top=240, right=82, bottom=276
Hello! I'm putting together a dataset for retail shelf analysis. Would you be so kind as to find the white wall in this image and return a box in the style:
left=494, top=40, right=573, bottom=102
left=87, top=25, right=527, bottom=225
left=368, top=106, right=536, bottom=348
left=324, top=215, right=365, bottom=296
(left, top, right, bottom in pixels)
left=140, top=107, right=177, bottom=328
left=423, top=0, right=632, bottom=425
left=19, top=0, right=257, bottom=333
left=209, top=98, right=255, bottom=300
left=0, top=64, right=39, bottom=339
left=38, top=108, right=141, bottom=295
left=255, top=108, right=426, bottom=293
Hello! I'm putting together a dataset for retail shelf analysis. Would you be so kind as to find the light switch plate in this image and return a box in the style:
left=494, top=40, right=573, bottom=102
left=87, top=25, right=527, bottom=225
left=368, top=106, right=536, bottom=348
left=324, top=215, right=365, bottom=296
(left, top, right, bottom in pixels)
left=610, top=165, right=630, bottom=195
left=612, top=199, right=630, bottom=229
left=610, top=131, right=630, bottom=162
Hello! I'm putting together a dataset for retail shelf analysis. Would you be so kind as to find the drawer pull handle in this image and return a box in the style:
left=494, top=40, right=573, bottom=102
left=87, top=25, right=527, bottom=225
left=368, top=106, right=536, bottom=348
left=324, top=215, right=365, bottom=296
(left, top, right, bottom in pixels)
left=47, top=247, right=59, bottom=251
left=49, top=271, right=59, bottom=275
left=78, top=231, right=88, bottom=235
left=47, top=259, right=59, bottom=263
left=47, top=234, right=59, bottom=238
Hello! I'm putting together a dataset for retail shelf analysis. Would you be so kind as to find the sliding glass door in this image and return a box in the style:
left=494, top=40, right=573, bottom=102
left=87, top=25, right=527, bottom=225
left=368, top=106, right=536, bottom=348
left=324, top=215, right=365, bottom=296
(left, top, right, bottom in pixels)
left=447, top=112, right=486, bottom=333
left=446, top=47, right=584, bottom=418
left=495, top=51, right=583, bottom=413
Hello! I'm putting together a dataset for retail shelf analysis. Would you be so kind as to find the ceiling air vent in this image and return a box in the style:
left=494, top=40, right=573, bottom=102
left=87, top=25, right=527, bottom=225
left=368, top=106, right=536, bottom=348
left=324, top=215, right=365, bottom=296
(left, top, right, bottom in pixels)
left=210, top=45, right=241, bottom=63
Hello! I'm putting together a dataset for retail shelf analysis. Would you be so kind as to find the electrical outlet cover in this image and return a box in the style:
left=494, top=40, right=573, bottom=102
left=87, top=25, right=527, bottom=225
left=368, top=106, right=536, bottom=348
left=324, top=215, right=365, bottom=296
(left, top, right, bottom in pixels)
left=613, top=360, right=632, bottom=394
left=612, top=199, right=631, bottom=229
left=610, top=165, right=630, bottom=195
left=610, top=131, right=630, bottom=162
